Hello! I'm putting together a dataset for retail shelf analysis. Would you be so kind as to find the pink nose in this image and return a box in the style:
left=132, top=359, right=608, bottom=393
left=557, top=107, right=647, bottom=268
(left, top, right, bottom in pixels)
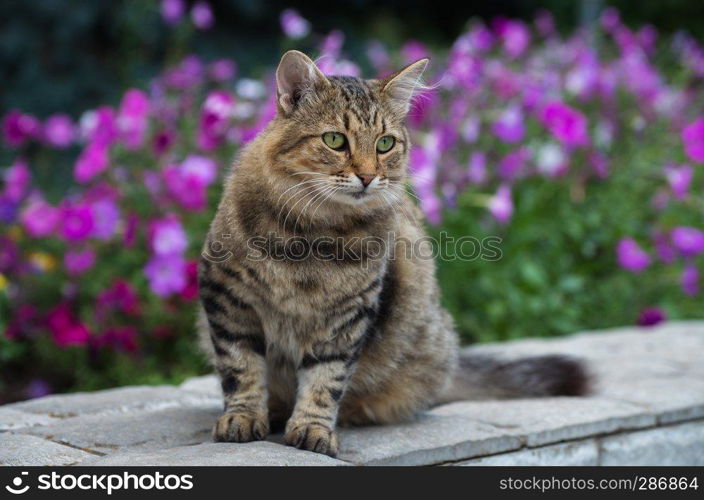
left=357, top=174, right=375, bottom=187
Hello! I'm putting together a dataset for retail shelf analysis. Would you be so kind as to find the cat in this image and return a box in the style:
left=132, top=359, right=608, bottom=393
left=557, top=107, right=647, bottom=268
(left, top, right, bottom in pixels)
left=196, top=50, right=589, bottom=457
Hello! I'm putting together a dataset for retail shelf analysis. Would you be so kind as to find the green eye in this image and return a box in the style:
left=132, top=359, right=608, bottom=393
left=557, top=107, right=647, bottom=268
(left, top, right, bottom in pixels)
left=376, top=136, right=395, bottom=153
left=322, top=132, right=346, bottom=150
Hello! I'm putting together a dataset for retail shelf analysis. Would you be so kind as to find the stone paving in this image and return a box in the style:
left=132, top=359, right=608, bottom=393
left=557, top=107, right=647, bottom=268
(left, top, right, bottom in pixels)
left=1, top=321, right=703, bottom=466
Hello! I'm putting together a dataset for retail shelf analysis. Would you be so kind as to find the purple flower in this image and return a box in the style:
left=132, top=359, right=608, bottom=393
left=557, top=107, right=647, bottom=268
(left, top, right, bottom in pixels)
left=681, top=265, right=699, bottom=296
left=401, top=40, right=430, bottom=64
left=497, top=20, right=530, bottom=59
left=163, top=164, right=207, bottom=211
left=664, top=164, right=693, bottom=199
left=82, top=106, right=117, bottom=146
left=46, top=303, right=91, bottom=347
left=280, top=9, right=310, bottom=39
left=654, top=232, right=676, bottom=263
left=637, top=307, right=666, bottom=327
left=671, top=227, right=704, bottom=257
left=144, top=253, right=187, bottom=297
left=64, top=248, right=96, bottom=276
left=534, top=10, right=555, bottom=37
left=191, top=1, right=214, bottom=30
left=3, top=159, right=31, bottom=202
left=2, top=110, right=40, bottom=147
left=198, top=90, right=234, bottom=151
left=162, top=55, right=204, bottom=90
left=25, top=379, right=51, bottom=399
left=117, top=89, right=150, bottom=150
left=535, top=143, right=568, bottom=177
left=498, top=148, right=529, bottom=181
left=149, top=215, right=188, bottom=256
left=61, top=203, right=94, bottom=242
left=682, top=117, right=704, bottom=163
left=43, top=114, right=75, bottom=148
left=180, top=155, right=217, bottom=185
left=616, top=238, right=650, bottom=273
left=74, top=140, right=109, bottom=183
left=418, top=189, right=442, bottom=226
left=0, top=237, right=19, bottom=273
left=601, top=7, right=621, bottom=32
left=491, top=106, right=524, bottom=143
left=488, top=184, right=513, bottom=224
left=467, top=152, right=487, bottom=185
left=539, top=101, right=589, bottom=147
left=89, top=198, right=120, bottom=240
left=209, top=59, right=237, bottom=82
left=160, top=0, right=185, bottom=25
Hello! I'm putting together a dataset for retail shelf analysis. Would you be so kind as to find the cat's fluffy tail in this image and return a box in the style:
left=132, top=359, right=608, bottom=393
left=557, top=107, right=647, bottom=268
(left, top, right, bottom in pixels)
left=437, top=353, right=591, bottom=404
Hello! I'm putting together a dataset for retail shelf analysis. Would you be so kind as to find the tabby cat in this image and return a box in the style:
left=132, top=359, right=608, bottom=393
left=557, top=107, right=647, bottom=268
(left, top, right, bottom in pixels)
left=197, top=51, right=589, bottom=457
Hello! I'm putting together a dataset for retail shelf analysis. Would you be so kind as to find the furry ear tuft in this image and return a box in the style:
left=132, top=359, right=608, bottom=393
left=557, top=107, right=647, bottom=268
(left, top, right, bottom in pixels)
left=275, top=50, right=329, bottom=116
left=382, top=58, right=430, bottom=115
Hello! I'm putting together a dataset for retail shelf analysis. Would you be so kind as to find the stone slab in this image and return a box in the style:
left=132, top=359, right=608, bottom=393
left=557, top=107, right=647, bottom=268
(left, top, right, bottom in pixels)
left=86, top=441, right=349, bottom=466
left=179, top=375, right=220, bottom=397
left=454, top=439, right=599, bottom=466
left=0, top=433, right=94, bottom=466
left=0, top=407, right=55, bottom=431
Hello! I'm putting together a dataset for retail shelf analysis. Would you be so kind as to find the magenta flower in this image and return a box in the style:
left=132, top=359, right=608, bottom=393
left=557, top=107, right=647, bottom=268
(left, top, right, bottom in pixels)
left=180, top=155, right=217, bottom=186
left=418, top=189, right=442, bottom=226
left=191, top=1, right=214, bottom=30
left=117, top=89, right=150, bottom=150
left=97, top=279, right=140, bottom=317
left=20, top=199, right=61, bottom=237
left=163, top=164, right=207, bottom=211
left=160, top=0, right=185, bottom=25
left=637, top=307, right=666, bottom=327
left=671, top=227, right=704, bottom=257
left=43, top=114, right=75, bottom=148
left=144, top=253, right=187, bottom=297
left=654, top=232, right=676, bottom=263
left=95, top=326, right=138, bottom=353
left=198, top=90, right=234, bottom=151
left=25, top=379, right=52, bottom=399
left=46, top=303, right=90, bottom=347
left=280, top=9, right=310, bottom=39
left=149, top=215, right=188, bottom=256
left=0, top=237, right=19, bottom=273
left=664, top=164, right=693, bottom=199
left=401, top=40, right=430, bottom=65
left=491, top=106, right=524, bottom=143
left=467, top=152, right=487, bottom=185
left=2, top=110, right=40, bottom=147
left=616, top=238, right=650, bottom=273
left=681, top=265, right=699, bottom=296
left=3, top=159, right=31, bottom=202
left=498, top=20, right=530, bottom=59
left=209, top=59, right=237, bottom=82
left=682, top=117, right=704, bottom=163
left=82, top=106, right=117, bottom=146
left=180, top=259, right=200, bottom=301
left=540, top=101, right=589, bottom=147
left=64, top=248, right=96, bottom=276
left=498, top=148, right=529, bottom=181
left=61, top=203, right=94, bottom=242
left=74, top=140, right=109, bottom=183
left=124, top=213, right=139, bottom=247
left=488, top=184, right=513, bottom=224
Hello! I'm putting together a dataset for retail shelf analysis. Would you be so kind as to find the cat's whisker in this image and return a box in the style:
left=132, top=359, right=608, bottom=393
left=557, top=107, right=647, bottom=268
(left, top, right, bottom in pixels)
left=309, top=186, right=343, bottom=227
left=282, top=184, right=326, bottom=233
left=276, top=178, right=330, bottom=207
left=294, top=185, right=336, bottom=234
left=277, top=183, right=327, bottom=227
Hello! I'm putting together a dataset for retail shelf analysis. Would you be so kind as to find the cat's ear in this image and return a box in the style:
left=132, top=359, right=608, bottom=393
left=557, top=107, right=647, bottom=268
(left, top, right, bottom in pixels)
left=382, top=58, right=429, bottom=115
left=276, top=50, right=329, bottom=116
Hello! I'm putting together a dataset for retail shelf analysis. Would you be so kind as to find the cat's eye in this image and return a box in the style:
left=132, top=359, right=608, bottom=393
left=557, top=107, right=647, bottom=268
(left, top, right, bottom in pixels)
left=376, top=136, right=395, bottom=153
left=322, top=132, right=346, bottom=150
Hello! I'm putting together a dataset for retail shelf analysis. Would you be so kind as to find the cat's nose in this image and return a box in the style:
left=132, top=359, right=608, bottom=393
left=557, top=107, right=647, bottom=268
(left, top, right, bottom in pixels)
left=357, top=174, right=375, bottom=187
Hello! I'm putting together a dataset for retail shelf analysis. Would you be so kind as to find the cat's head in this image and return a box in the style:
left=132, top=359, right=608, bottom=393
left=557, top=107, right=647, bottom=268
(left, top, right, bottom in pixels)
left=265, top=50, right=428, bottom=210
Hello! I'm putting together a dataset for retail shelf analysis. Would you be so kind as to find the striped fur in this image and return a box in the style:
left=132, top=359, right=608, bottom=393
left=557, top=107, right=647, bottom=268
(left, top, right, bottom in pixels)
left=197, top=51, right=589, bottom=457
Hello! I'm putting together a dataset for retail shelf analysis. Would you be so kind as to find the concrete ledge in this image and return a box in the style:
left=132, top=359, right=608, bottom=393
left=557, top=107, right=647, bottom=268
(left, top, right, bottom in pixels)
left=1, top=321, right=702, bottom=466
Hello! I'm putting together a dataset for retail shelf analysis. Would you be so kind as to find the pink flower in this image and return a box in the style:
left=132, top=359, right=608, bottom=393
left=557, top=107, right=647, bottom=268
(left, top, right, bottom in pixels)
left=148, top=215, right=188, bottom=256
left=491, top=106, right=524, bottom=143
left=180, top=155, right=217, bottom=185
left=671, top=227, right=704, bottom=257
left=280, top=9, right=310, bottom=39
left=46, top=303, right=90, bottom=347
left=20, top=199, right=61, bottom=237
left=497, top=20, right=530, bottom=59
left=654, top=232, right=676, bottom=263
left=616, top=238, right=650, bottom=273
left=664, top=164, right=693, bottom=199
left=180, top=260, right=199, bottom=301
left=163, top=164, right=208, bottom=211
left=97, top=279, right=140, bottom=317
left=488, top=184, right=513, bottom=224
left=191, top=1, right=214, bottom=30
left=124, top=213, right=139, bottom=247
left=64, top=248, right=95, bottom=276
left=418, top=189, right=442, bottom=225
left=539, top=101, right=589, bottom=147
left=209, top=59, right=237, bottom=82
left=498, top=148, right=529, bottom=180
left=117, top=89, right=150, bottom=150
left=3, top=159, right=31, bottom=202
left=2, top=110, right=40, bottom=147
left=82, top=106, right=117, bottom=146
left=95, top=326, right=138, bottom=353
left=89, top=198, right=120, bottom=240
left=74, top=140, right=109, bottom=183
left=43, top=114, right=75, bottom=148
left=401, top=40, right=430, bottom=64
left=468, top=152, right=487, bottom=185
left=682, top=117, right=704, bottom=163
left=198, top=90, right=234, bottom=151
left=681, top=265, right=699, bottom=296
left=144, top=253, right=187, bottom=297
left=160, top=0, right=185, bottom=25
left=61, top=203, right=94, bottom=242
left=0, top=237, right=19, bottom=273
left=637, top=307, right=666, bottom=327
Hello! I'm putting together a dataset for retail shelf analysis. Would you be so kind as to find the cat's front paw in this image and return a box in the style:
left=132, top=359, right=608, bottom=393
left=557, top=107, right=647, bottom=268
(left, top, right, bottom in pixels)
left=213, top=412, right=269, bottom=443
left=284, top=421, right=339, bottom=457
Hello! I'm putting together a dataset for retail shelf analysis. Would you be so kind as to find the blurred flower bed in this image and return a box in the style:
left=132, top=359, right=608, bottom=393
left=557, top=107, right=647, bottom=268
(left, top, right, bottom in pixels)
left=1, top=5, right=703, bottom=400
